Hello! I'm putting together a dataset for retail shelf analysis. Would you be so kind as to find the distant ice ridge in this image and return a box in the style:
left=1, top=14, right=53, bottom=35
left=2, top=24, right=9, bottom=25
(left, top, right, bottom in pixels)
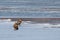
left=0, top=21, right=60, bottom=28
left=0, top=19, right=11, bottom=22
left=21, top=21, right=60, bottom=28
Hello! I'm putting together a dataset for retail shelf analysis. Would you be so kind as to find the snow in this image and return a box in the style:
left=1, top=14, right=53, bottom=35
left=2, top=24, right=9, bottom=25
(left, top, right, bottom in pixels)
left=0, top=21, right=60, bottom=40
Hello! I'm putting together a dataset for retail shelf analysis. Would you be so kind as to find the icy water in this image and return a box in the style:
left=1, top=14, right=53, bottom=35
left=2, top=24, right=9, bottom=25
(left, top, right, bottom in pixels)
left=0, top=0, right=60, bottom=18
left=0, top=0, right=60, bottom=39
left=0, top=0, right=60, bottom=6
left=0, top=21, right=60, bottom=40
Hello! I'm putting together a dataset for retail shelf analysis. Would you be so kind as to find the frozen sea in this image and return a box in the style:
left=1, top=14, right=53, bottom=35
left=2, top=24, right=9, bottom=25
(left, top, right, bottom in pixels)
left=0, top=0, right=60, bottom=40
left=0, top=21, right=60, bottom=40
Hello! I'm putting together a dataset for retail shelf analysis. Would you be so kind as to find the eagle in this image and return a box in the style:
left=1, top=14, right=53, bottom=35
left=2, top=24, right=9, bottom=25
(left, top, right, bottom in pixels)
left=13, top=19, right=22, bottom=30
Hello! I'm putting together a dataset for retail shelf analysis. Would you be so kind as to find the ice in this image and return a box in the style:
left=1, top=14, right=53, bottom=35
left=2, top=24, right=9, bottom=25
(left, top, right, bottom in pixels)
left=0, top=21, right=60, bottom=40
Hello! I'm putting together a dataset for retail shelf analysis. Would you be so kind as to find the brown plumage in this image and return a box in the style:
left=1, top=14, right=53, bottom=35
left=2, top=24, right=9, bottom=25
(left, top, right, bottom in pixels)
left=13, top=23, right=19, bottom=30
left=17, top=19, right=22, bottom=25
left=13, top=19, right=22, bottom=30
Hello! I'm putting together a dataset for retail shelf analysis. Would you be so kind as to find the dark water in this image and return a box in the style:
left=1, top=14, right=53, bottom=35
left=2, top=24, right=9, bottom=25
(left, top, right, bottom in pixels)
left=0, top=13, right=60, bottom=18
left=0, top=0, right=60, bottom=18
left=0, top=0, right=60, bottom=6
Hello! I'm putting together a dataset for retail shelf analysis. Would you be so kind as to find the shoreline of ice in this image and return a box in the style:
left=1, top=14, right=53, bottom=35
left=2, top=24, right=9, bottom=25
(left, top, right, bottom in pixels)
left=0, top=21, right=60, bottom=28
